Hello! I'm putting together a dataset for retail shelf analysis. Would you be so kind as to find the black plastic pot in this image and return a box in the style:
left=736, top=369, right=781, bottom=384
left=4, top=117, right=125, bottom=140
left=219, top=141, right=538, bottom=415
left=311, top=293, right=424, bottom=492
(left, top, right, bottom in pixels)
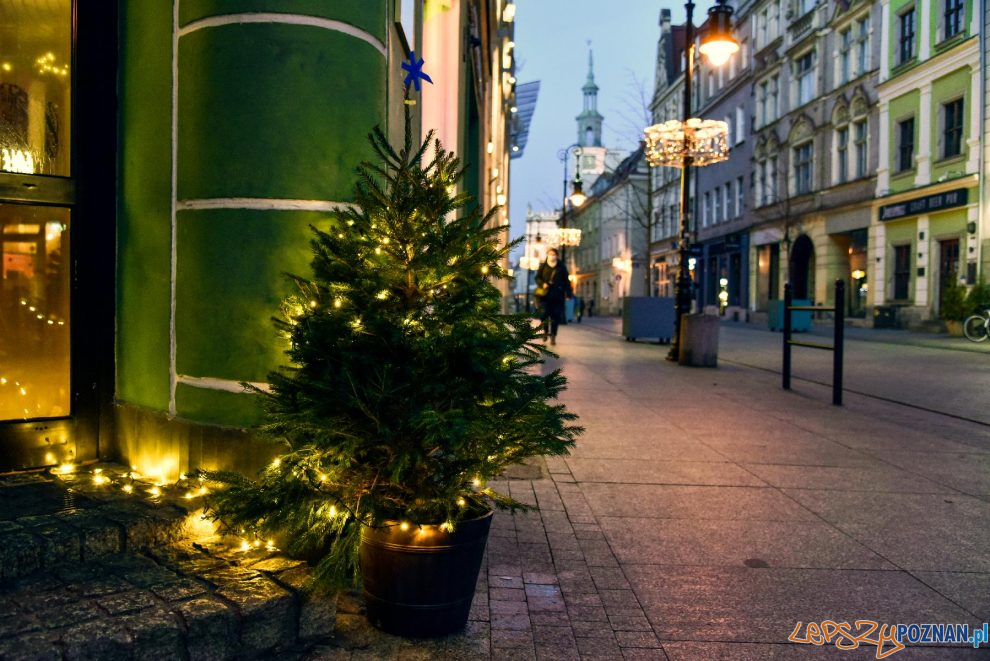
left=359, top=510, right=494, bottom=637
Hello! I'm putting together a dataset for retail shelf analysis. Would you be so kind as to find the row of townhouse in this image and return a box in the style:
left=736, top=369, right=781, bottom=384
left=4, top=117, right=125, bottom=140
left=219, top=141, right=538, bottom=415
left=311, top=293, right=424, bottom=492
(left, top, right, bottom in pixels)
left=650, top=0, right=987, bottom=328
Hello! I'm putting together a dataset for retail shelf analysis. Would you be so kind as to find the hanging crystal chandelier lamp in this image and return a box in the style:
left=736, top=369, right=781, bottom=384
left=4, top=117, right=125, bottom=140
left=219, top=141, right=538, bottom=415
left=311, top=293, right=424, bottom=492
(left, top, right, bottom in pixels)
left=643, top=118, right=730, bottom=168
left=554, top=227, right=583, bottom=247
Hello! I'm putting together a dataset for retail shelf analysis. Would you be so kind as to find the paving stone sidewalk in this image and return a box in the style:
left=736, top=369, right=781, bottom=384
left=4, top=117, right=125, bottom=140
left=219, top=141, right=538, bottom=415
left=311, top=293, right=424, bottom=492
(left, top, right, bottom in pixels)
left=315, top=322, right=990, bottom=659
left=3, top=321, right=989, bottom=660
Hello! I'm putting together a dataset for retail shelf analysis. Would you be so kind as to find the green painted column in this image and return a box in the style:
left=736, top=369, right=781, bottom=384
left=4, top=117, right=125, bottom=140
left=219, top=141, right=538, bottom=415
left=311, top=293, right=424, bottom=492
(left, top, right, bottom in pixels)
left=117, top=1, right=387, bottom=439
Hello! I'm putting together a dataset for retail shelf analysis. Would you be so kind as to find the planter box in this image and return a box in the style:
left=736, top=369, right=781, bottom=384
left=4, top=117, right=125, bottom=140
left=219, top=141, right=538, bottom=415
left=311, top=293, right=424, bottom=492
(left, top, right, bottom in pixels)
left=678, top=314, right=719, bottom=367
left=768, top=299, right=812, bottom=332
left=621, top=297, right=675, bottom=342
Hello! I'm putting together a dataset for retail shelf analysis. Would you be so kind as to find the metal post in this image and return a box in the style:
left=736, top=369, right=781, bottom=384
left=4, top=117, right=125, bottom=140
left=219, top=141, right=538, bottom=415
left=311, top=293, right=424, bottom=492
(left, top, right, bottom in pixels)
left=560, top=154, right=569, bottom=267
left=782, top=282, right=792, bottom=390
left=525, top=267, right=533, bottom=313
left=668, top=0, right=695, bottom=362
left=833, top=279, right=845, bottom=406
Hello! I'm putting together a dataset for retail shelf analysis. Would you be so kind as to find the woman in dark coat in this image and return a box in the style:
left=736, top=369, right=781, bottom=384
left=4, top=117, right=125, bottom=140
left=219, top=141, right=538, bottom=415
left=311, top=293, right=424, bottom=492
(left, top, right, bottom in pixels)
left=534, top=248, right=573, bottom=345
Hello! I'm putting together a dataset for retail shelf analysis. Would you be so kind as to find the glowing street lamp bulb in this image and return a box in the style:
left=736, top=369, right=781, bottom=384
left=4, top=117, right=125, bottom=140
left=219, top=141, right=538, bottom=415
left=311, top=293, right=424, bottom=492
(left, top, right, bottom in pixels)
left=123, top=484, right=134, bottom=494
left=399, top=522, right=410, bottom=531
left=58, top=463, right=75, bottom=475
left=93, top=475, right=107, bottom=485
left=240, top=540, right=251, bottom=552
left=148, top=486, right=161, bottom=497
left=457, top=498, right=467, bottom=507
left=699, top=38, right=739, bottom=67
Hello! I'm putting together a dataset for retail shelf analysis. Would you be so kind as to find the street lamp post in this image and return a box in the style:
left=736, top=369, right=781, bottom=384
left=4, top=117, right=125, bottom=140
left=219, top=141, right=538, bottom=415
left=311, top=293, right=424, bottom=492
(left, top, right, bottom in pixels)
left=556, top=144, right=586, bottom=268
left=645, top=0, right=738, bottom=362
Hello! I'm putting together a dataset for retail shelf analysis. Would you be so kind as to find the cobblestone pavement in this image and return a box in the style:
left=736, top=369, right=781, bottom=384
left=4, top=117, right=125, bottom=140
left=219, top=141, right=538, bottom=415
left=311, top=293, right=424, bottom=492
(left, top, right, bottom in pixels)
left=0, top=468, right=334, bottom=660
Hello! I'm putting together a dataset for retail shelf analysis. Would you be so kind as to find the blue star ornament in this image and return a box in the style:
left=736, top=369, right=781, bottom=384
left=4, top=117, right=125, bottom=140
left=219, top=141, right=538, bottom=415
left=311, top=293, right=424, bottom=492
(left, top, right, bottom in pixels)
left=402, top=51, right=434, bottom=91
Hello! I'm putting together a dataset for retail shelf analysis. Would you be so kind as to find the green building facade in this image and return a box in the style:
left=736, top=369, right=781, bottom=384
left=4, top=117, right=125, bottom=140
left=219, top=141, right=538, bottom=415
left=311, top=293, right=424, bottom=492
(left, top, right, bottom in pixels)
left=873, top=0, right=981, bottom=327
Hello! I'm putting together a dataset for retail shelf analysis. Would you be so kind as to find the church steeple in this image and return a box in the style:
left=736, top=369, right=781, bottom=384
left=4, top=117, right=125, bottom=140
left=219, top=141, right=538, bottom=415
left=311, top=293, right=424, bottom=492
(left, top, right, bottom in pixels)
left=576, top=45, right=604, bottom=147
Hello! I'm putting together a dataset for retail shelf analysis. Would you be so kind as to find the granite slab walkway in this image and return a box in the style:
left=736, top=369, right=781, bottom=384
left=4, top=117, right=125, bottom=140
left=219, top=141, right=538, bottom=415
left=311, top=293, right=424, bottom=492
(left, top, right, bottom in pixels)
left=315, top=321, right=990, bottom=659
left=3, top=320, right=988, bottom=659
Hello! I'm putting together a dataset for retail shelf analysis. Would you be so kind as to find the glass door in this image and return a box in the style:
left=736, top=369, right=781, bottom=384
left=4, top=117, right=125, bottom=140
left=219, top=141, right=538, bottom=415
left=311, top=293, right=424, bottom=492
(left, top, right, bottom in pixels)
left=0, top=0, right=76, bottom=469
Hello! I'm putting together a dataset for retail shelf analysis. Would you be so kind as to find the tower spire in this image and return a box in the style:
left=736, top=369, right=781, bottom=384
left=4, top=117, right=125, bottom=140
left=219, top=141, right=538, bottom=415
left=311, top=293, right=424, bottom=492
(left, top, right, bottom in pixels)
left=586, top=42, right=595, bottom=85
left=576, top=40, right=603, bottom=147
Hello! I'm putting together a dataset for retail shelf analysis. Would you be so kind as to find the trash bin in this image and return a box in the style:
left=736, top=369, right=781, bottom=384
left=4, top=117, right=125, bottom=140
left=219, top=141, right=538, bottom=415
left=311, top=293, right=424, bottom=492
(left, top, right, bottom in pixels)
left=678, top=314, right=719, bottom=367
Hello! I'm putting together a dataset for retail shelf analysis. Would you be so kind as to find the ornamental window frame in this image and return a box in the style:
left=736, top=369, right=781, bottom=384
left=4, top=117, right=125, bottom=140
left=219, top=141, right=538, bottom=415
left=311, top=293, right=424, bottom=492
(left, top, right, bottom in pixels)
left=942, top=0, right=965, bottom=41
left=795, top=50, right=816, bottom=107
left=793, top=140, right=814, bottom=195
left=939, top=96, right=964, bottom=160
left=895, top=114, right=915, bottom=174
left=897, top=5, right=916, bottom=66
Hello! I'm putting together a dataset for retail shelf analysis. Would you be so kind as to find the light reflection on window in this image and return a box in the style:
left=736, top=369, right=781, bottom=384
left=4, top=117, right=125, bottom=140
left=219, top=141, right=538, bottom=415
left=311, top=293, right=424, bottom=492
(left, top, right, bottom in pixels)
left=0, top=0, right=72, bottom=176
left=0, top=204, right=70, bottom=420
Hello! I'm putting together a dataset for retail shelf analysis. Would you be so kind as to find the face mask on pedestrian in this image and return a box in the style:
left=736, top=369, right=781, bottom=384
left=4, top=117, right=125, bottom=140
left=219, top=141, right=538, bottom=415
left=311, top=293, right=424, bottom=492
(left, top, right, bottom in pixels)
left=547, top=255, right=558, bottom=267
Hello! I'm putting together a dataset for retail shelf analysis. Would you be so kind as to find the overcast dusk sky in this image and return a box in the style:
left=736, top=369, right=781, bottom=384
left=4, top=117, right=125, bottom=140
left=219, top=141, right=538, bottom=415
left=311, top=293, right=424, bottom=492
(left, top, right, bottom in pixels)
left=507, top=1, right=690, bottom=255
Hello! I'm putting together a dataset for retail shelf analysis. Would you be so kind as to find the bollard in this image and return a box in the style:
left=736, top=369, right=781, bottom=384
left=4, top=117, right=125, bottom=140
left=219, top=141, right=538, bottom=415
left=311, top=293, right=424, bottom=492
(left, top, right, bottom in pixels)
left=833, top=279, right=845, bottom=406
left=782, top=283, right=792, bottom=390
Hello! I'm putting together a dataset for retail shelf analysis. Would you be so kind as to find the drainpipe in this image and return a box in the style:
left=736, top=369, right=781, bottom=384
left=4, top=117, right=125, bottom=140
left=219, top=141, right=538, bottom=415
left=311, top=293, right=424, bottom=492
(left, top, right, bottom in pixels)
left=978, top=0, right=987, bottom=281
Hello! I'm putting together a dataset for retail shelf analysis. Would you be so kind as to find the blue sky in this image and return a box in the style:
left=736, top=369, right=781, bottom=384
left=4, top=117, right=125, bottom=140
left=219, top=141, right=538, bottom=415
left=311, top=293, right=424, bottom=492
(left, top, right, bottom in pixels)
left=507, top=1, right=689, bottom=254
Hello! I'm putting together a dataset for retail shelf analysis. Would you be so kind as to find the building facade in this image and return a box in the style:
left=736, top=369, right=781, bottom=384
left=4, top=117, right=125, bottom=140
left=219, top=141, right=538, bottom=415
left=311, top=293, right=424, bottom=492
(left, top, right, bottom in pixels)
left=873, top=0, right=982, bottom=326
left=0, top=0, right=518, bottom=475
left=649, top=9, right=689, bottom=299
left=694, top=1, right=755, bottom=316
left=571, top=149, right=650, bottom=315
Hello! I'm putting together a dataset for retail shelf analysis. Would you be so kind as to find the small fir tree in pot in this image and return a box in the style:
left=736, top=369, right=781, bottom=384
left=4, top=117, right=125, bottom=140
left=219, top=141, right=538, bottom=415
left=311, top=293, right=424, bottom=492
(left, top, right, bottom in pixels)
left=199, top=113, right=581, bottom=636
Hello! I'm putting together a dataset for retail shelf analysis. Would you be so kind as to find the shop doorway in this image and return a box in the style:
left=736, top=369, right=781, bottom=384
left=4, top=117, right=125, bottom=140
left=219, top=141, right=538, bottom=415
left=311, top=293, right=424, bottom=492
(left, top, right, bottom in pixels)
left=0, top=0, right=116, bottom=470
left=938, top=238, right=960, bottom=313
left=789, top=234, right=815, bottom=300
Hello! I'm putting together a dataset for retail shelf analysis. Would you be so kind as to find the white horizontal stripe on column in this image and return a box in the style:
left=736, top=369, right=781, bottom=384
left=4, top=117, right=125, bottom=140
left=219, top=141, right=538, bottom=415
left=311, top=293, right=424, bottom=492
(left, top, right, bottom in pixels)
left=178, top=13, right=387, bottom=58
left=177, top=375, right=272, bottom=394
left=177, top=198, right=355, bottom=212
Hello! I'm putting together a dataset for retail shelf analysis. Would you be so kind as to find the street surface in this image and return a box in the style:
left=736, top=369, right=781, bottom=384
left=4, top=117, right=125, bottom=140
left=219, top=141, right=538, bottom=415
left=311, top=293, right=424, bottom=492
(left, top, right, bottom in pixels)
left=317, top=319, right=990, bottom=659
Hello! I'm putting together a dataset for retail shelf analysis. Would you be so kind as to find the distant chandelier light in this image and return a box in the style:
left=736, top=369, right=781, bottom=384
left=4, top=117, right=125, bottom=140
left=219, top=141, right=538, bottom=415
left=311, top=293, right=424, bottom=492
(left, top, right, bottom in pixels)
left=643, top=118, right=730, bottom=168
left=611, top=256, right=633, bottom=272
left=554, top=227, right=582, bottom=247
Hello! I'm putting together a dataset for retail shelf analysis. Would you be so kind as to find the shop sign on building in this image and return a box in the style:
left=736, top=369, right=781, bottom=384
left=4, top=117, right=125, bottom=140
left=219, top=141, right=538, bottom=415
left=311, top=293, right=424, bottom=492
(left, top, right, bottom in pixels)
left=878, top=188, right=968, bottom=222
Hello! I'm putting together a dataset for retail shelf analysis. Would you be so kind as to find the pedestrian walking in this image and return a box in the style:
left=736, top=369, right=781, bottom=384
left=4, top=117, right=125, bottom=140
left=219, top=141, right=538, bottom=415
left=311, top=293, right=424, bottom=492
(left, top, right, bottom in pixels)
left=534, top=249, right=572, bottom=346
left=588, top=300, right=595, bottom=318
left=577, top=296, right=585, bottom=323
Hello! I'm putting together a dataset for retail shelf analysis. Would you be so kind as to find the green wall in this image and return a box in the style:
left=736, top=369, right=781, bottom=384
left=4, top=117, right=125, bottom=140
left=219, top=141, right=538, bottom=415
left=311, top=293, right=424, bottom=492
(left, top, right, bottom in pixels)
left=887, top=90, right=920, bottom=194
left=117, top=1, right=388, bottom=429
left=930, top=67, right=971, bottom=182
left=117, top=0, right=173, bottom=411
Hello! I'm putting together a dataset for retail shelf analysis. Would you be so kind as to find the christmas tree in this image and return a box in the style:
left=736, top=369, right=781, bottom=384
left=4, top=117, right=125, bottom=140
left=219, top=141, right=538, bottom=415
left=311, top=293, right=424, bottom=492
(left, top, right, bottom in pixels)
left=200, top=110, right=581, bottom=588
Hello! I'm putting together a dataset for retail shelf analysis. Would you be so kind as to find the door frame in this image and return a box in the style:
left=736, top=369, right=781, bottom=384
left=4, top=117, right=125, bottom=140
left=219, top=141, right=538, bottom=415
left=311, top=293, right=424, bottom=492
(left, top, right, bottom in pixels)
left=0, top=1, right=118, bottom=470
